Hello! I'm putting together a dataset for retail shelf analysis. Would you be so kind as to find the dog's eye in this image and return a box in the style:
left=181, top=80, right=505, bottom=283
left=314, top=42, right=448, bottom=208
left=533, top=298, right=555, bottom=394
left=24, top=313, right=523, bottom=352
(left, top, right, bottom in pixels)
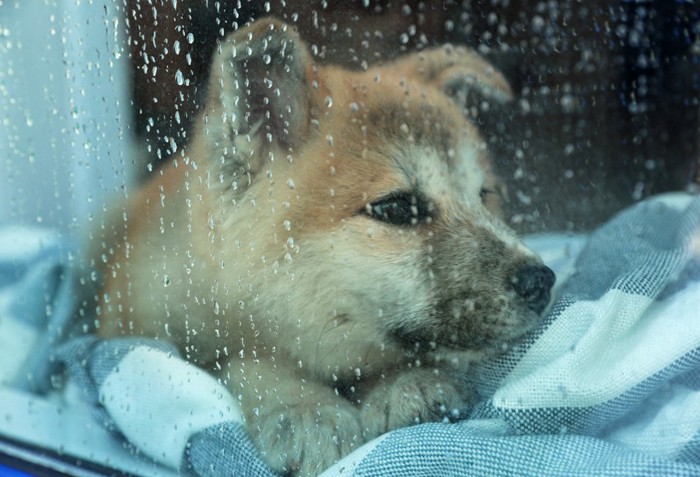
left=363, top=192, right=431, bottom=226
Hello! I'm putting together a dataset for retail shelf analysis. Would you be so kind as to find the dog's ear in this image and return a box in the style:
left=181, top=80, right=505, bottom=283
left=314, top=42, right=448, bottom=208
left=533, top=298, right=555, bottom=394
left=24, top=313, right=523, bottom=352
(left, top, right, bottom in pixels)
left=399, top=45, right=513, bottom=111
left=199, top=18, right=312, bottom=193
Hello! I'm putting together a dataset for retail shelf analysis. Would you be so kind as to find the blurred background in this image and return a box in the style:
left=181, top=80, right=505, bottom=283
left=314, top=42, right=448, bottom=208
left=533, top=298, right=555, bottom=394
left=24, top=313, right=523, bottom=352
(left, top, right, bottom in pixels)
left=1, top=0, right=699, bottom=238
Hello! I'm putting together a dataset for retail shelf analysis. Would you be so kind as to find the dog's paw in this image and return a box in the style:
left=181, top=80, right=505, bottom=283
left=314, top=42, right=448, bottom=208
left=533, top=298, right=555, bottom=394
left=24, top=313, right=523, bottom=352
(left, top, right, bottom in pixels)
left=360, top=368, right=466, bottom=439
left=251, top=401, right=364, bottom=477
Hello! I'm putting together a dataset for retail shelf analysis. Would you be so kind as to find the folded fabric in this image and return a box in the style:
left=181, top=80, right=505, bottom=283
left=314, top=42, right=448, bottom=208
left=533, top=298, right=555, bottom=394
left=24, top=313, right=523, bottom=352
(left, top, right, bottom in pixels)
left=0, top=226, right=77, bottom=392
left=322, top=420, right=700, bottom=477
left=58, top=336, right=276, bottom=477
left=3, top=193, right=700, bottom=476
left=469, top=194, right=700, bottom=458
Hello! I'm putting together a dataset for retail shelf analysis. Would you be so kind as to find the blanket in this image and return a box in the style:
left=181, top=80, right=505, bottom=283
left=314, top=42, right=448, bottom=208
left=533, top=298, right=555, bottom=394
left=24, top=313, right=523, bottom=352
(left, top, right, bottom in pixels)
left=1, top=193, right=699, bottom=476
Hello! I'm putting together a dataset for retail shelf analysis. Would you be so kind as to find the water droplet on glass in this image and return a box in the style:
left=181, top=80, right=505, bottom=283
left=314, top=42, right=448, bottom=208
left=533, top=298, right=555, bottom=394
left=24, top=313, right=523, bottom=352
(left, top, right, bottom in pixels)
left=287, top=178, right=295, bottom=190
left=516, top=190, right=532, bottom=205
left=632, top=182, right=644, bottom=201
left=175, top=69, right=184, bottom=86
left=560, top=94, right=576, bottom=113
left=532, top=15, right=545, bottom=33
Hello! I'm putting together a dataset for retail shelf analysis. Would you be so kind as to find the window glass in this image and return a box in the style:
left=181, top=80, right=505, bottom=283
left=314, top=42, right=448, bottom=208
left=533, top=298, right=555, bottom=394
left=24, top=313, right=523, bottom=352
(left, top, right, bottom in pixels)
left=1, top=2, right=699, bottom=476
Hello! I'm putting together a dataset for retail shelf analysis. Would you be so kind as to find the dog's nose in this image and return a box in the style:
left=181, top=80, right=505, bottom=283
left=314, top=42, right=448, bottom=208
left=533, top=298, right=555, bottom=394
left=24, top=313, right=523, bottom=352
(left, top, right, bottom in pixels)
left=511, top=264, right=556, bottom=314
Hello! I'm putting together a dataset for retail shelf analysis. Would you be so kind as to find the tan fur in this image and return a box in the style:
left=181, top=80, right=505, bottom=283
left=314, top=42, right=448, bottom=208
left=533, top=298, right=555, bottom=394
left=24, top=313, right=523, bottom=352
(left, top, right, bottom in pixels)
left=92, top=18, right=552, bottom=476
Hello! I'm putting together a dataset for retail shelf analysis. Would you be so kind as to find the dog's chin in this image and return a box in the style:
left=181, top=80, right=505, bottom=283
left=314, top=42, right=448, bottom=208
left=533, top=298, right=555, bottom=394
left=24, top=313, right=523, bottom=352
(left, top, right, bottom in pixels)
left=387, top=306, right=543, bottom=356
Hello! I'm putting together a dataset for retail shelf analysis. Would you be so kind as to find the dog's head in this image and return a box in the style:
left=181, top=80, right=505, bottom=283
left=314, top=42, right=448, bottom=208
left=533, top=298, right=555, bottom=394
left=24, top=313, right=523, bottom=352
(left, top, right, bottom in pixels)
left=193, top=19, right=554, bottom=369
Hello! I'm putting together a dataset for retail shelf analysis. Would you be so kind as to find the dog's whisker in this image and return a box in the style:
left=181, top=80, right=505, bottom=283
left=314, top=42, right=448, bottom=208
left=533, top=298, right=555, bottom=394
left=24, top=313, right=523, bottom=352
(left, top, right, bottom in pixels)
left=313, top=312, right=346, bottom=372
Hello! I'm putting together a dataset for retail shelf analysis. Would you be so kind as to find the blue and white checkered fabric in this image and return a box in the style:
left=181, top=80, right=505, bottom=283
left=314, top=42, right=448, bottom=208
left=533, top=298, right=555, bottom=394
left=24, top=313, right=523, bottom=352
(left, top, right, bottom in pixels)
left=469, top=194, right=700, bottom=446
left=3, top=193, right=700, bottom=476
left=0, top=226, right=77, bottom=393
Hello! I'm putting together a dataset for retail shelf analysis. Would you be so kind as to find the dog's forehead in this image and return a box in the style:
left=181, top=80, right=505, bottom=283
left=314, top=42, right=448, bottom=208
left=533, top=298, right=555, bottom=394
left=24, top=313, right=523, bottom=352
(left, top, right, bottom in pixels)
left=400, top=141, right=486, bottom=203
left=359, top=97, right=487, bottom=200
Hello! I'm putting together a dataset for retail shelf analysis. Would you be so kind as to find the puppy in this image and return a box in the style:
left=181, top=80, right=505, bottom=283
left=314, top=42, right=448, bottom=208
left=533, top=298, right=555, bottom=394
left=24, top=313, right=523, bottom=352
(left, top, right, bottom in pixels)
left=93, top=18, right=555, bottom=476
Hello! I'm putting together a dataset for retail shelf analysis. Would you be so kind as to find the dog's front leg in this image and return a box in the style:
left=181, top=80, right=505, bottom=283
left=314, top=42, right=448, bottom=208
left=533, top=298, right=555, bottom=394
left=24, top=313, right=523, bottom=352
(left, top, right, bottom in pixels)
left=220, top=357, right=364, bottom=476
left=360, top=367, right=470, bottom=440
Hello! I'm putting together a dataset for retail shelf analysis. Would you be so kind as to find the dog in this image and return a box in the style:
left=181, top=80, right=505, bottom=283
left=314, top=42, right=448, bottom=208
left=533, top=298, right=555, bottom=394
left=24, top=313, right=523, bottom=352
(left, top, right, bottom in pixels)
left=92, top=18, right=555, bottom=476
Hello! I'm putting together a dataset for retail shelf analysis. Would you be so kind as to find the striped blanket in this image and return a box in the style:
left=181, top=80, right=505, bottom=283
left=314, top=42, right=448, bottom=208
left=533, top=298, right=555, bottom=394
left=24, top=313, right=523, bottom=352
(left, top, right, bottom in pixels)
left=2, top=193, right=699, bottom=476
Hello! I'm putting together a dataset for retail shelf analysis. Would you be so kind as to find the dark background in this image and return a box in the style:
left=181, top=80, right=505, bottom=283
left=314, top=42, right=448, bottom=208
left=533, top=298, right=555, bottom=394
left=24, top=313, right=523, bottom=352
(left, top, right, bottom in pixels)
left=123, top=0, right=700, bottom=232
